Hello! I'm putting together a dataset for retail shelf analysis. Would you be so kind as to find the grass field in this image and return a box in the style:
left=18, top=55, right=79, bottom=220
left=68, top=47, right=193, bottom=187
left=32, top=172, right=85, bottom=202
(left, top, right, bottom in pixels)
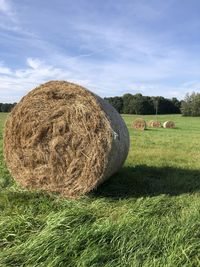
left=0, top=113, right=200, bottom=267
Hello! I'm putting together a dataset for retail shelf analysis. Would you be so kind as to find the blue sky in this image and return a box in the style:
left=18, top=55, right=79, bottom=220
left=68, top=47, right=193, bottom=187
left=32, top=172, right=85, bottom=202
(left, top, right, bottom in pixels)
left=1, top=0, right=200, bottom=102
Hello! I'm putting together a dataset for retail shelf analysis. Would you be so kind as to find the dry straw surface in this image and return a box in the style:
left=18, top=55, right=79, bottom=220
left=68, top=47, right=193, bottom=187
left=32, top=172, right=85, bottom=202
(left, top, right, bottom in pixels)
left=148, top=120, right=161, bottom=128
left=133, top=118, right=146, bottom=131
left=163, top=121, right=175, bottom=128
left=4, top=81, right=129, bottom=198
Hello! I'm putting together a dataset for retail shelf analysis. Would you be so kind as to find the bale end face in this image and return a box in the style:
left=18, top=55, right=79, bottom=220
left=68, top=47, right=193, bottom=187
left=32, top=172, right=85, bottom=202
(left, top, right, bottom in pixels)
left=163, top=121, right=175, bottom=128
left=3, top=81, right=129, bottom=198
left=133, top=118, right=146, bottom=131
left=148, top=120, right=161, bottom=128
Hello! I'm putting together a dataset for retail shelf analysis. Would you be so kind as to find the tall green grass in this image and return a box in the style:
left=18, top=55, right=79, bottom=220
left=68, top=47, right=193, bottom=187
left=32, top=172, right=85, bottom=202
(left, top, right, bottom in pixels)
left=0, top=114, right=200, bottom=266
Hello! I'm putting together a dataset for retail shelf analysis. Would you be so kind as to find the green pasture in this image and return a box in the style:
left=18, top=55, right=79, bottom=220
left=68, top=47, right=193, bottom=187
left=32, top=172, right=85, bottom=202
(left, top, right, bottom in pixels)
left=0, top=113, right=200, bottom=267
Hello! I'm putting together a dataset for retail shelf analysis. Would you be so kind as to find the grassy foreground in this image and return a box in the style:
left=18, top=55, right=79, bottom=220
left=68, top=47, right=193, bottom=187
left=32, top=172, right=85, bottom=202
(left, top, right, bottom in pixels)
left=0, top=113, right=200, bottom=267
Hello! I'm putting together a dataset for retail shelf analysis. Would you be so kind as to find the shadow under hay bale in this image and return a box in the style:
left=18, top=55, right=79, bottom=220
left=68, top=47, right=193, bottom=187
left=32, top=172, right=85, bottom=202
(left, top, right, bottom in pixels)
left=133, top=118, right=146, bottom=131
left=3, top=81, right=130, bottom=198
left=163, top=121, right=175, bottom=128
left=93, top=165, right=200, bottom=199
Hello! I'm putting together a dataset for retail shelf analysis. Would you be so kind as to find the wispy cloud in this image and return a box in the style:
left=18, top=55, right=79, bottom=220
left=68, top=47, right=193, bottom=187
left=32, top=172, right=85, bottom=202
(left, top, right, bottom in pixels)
left=0, top=0, right=38, bottom=38
left=0, top=56, right=197, bottom=103
left=1, top=1, right=200, bottom=102
left=0, top=58, right=92, bottom=102
left=0, top=61, right=11, bottom=74
left=0, top=0, right=13, bottom=16
left=0, top=0, right=17, bottom=22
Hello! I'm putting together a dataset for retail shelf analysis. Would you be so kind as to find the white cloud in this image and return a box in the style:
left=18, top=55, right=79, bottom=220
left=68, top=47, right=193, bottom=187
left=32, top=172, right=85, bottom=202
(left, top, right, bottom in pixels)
left=0, top=56, right=192, bottom=103
left=1, top=2, right=200, bottom=102
left=0, top=0, right=36, bottom=36
left=0, top=0, right=16, bottom=22
left=0, top=0, right=11, bottom=14
left=27, top=58, right=43, bottom=69
left=0, top=63, right=11, bottom=74
left=0, top=57, right=92, bottom=102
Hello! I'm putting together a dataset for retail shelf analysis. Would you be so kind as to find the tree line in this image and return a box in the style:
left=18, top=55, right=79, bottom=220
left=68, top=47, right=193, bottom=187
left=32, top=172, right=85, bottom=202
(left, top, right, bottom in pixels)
left=0, top=103, right=16, bottom=112
left=181, top=92, right=200, bottom=116
left=105, top=93, right=181, bottom=115
left=2, top=91, right=200, bottom=116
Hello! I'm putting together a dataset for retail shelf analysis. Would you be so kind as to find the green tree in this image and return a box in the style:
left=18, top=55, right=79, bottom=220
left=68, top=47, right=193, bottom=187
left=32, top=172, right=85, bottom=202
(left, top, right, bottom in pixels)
left=104, top=97, right=123, bottom=113
left=122, top=94, right=135, bottom=114
left=181, top=92, right=200, bottom=116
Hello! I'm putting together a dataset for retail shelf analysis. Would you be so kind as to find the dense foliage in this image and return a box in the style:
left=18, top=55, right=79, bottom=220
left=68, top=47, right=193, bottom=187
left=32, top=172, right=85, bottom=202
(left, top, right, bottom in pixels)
left=105, top=94, right=181, bottom=114
left=4, top=91, right=200, bottom=117
left=0, top=103, right=16, bottom=112
left=181, top=92, right=200, bottom=116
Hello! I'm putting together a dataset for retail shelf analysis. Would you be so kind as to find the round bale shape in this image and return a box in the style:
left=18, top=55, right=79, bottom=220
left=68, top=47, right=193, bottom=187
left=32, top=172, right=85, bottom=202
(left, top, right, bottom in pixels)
left=3, top=81, right=130, bottom=198
left=148, top=120, right=161, bottom=128
left=133, top=118, right=146, bottom=131
left=163, top=121, right=175, bottom=129
left=148, top=120, right=154, bottom=127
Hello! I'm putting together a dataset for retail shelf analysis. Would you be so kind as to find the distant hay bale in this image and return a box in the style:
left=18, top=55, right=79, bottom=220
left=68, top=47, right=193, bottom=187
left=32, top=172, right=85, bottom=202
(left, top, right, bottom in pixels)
left=148, top=120, right=161, bottom=128
left=148, top=120, right=154, bottom=127
left=3, top=81, right=130, bottom=198
left=133, top=118, right=146, bottom=131
left=163, top=121, right=175, bottom=128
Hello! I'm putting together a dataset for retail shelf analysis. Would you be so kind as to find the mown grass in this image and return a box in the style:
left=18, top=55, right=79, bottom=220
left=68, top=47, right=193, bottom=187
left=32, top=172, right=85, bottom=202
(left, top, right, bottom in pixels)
left=0, top=113, right=200, bottom=267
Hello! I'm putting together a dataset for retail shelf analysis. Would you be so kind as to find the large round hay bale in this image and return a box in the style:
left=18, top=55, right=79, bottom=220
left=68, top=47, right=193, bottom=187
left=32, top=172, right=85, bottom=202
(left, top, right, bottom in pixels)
left=148, top=120, right=161, bottom=128
left=163, top=121, right=175, bottom=128
left=132, top=118, right=146, bottom=130
left=3, top=81, right=129, bottom=198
